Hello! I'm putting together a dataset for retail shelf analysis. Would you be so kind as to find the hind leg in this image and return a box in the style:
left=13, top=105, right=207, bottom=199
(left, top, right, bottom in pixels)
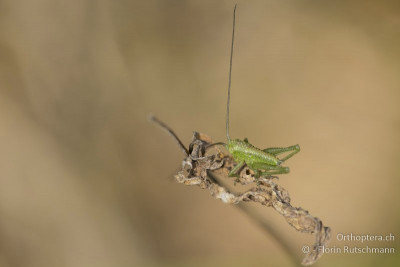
left=258, top=166, right=290, bottom=177
left=263, top=144, right=300, bottom=163
left=249, top=162, right=290, bottom=178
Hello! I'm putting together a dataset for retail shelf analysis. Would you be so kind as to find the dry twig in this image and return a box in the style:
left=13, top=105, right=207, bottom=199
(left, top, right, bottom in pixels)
left=174, top=132, right=331, bottom=266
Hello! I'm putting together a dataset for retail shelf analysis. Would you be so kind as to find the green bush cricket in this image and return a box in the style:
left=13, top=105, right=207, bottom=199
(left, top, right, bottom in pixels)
left=150, top=5, right=300, bottom=179
left=218, top=5, right=300, bottom=178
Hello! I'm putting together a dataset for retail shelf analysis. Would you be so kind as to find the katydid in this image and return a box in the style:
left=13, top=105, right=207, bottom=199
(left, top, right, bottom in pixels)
left=149, top=5, right=300, bottom=179
left=221, top=5, right=300, bottom=178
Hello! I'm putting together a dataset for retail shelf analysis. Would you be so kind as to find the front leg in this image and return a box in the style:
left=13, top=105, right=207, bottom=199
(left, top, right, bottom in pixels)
left=228, top=160, right=245, bottom=177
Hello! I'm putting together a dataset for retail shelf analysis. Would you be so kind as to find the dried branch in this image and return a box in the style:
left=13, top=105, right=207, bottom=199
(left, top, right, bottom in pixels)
left=174, top=132, right=331, bottom=266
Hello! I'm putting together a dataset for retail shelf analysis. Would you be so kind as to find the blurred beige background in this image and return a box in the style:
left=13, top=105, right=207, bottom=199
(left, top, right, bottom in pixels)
left=0, top=0, right=399, bottom=266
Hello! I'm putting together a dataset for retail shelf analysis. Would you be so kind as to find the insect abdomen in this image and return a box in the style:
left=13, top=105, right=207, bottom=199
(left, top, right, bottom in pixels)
left=227, top=139, right=279, bottom=166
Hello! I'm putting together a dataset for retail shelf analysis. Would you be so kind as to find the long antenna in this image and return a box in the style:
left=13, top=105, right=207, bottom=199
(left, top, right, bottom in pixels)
left=148, top=114, right=189, bottom=156
left=226, top=4, right=237, bottom=141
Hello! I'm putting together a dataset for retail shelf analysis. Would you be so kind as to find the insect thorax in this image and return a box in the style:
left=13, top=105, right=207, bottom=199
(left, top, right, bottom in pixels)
left=227, top=139, right=279, bottom=166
